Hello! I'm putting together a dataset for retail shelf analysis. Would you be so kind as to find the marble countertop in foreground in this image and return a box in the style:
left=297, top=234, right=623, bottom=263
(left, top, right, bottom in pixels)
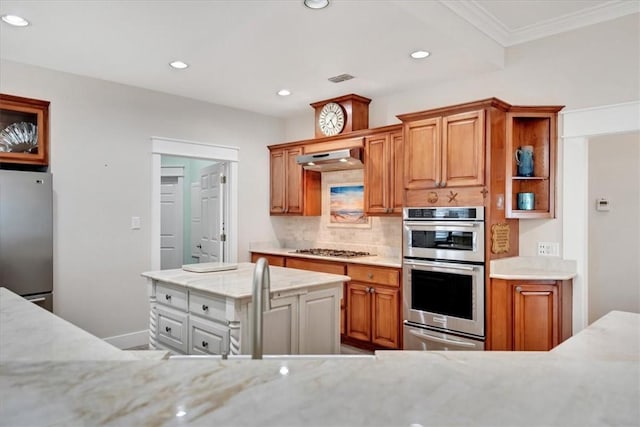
left=141, top=262, right=350, bottom=299
left=490, top=256, right=577, bottom=280
left=0, top=288, right=136, bottom=362
left=250, top=247, right=402, bottom=268
left=1, top=286, right=638, bottom=426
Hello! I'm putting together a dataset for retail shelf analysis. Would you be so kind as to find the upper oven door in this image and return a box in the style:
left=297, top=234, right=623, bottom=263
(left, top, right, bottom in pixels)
left=403, top=221, right=484, bottom=263
left=403, top=259, right=485, bottom=338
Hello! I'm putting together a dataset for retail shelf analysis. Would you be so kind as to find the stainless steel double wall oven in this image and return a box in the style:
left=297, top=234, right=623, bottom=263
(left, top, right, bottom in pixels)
left=403, top=206, right=485, bottom=350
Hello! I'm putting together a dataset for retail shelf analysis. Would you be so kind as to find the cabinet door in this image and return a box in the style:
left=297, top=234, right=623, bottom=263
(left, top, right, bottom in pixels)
left=404, top=117, right=441, bottom=190
left=299, top=286, right=340, bottom=354
left=371, top=285, right=399, bottom=349
left=364, top=133, right=389, bottom=214
left=346, top=282, right=372, bottom=342
left=441, top=110, right=485, bottom=187
left=389, top=131, right=404, bottom=213
left=514, top=283, right=558, bottom=351
left=285, top=147, right=304, bottom=214
left=270, top=149, right=286, bottom=214
left=263, top=295, right=298, bottom=355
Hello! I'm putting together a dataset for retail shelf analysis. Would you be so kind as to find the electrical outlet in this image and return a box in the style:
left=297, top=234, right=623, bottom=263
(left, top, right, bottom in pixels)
left=537, top=242, right=559, bottom=257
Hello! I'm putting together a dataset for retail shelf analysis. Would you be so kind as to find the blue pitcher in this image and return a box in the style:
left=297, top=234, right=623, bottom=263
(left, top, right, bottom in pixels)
left=515, top=145, right=534, bottom=177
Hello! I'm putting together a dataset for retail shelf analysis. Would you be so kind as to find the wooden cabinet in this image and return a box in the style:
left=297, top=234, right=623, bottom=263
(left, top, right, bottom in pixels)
left=0, top=94, right=50, bottom=166
left=269, top=146, right=320, bottom=215
left=402, top=109, right=485, bottom=191
left=345, top=264, right=401, bottom=349
left=489, top=279, right=572, bottom=351
left=364, top=128, right=403, bottom=215
left=506, top=107, right=563, bottom=219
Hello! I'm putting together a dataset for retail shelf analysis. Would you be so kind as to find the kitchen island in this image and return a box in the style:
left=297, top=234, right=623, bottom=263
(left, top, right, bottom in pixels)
left=141, top=263, right=349, bottom=356
left=1, top=287, right=638, bottom=426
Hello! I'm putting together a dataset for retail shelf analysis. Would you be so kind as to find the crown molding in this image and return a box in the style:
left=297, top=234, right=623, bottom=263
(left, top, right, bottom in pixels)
left=440, top=0, right=640, bottom=47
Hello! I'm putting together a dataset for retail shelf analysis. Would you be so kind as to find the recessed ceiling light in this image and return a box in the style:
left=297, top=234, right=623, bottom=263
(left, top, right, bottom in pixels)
left=169, top=61, right=189, bottom=69
left=1, top=14, right=29, bottom=27
left=304, top=0, right=329, bottom=10
left=410, top=50, right=430, bottom=59
left=277, top=89, right=291, bottom=97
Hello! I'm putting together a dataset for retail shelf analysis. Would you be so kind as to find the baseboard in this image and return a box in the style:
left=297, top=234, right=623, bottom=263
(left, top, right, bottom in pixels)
left=103, top=330, right=149, bottom=350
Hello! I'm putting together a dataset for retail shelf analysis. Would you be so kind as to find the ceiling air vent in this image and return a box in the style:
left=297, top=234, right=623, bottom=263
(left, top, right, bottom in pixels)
left=328, top=73, right=354, bottom=83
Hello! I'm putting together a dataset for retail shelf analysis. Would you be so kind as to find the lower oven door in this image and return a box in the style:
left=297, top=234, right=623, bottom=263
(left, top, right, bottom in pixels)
left=403, top=258, right=485, bottom=338
left=404, top=322, right=484, bottom=351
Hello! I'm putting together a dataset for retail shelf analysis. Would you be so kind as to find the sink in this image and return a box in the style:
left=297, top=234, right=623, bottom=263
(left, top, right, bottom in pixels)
left=169, top=354, right=375, bottom=361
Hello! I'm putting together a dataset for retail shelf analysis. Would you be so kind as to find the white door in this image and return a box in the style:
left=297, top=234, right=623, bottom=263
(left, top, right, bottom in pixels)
left=190, top=182, right=202, bottom=261
left=160, top=170, right=184, bottom=269
left=199, top=163, right=227, bottom=263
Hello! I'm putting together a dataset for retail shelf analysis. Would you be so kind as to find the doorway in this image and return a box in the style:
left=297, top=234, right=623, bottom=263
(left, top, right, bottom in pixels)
left=151, top=137, right=239, bottom=271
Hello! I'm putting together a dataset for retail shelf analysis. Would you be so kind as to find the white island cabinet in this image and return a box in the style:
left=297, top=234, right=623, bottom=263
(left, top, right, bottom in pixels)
left=141, top=263, right=348, bottom=356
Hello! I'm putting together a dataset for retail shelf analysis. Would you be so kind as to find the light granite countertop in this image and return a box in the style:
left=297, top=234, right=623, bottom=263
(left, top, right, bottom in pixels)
left=1, top=287, right=638, bottom=426
left=141, top=262, right=350, bottom=299
left=250, top=247, right=402, bottom=268
left=490, top=256, right=577, bottom=280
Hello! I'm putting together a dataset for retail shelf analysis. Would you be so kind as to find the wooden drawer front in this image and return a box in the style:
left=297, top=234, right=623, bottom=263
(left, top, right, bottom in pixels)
left=347, top=265, right=399, bottom=287
left=189, top=317, right=230, bottom=355
left=251, top=253, right=286, bottom=267
left=157, top=307, right=188, bottom=353
left=286, top=257, right=346, bottom=275
left=155, top=282, right=188, bottom=311
left=189, top=291, right=226, bottom=322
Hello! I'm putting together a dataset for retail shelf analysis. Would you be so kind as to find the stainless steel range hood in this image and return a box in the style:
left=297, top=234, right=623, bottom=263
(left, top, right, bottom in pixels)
left=296, top=147, right=363, bottom=172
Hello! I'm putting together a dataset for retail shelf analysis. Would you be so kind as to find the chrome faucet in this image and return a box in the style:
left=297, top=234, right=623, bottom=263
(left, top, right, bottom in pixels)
left=251, top=257, right=272, bottom=360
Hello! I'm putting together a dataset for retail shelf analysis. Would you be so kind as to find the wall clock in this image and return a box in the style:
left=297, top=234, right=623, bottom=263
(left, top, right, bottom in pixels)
left=318, top=102, right=345, bottom=137
left=310, top=94, right=371, bottom=139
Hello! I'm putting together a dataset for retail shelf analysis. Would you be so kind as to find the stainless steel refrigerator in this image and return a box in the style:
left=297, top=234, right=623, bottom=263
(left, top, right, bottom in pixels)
left=0, top=169, right=53, bottom=311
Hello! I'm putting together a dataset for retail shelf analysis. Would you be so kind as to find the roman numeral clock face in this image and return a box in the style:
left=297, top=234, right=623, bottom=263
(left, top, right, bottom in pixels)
left=318, top=102, right=345, bottom=136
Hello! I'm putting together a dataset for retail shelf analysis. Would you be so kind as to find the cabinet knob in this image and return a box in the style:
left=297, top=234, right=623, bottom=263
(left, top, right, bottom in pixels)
left=202, top=341, right=209, bottom=348
left=367, top=272, right=373, bottom=279
left=516, top=286, right=522, bottom=293
left=369, top=287, right=375, bottom=294
left=165, top=326, right=171, bottom=333
left=434, top=180, right=440, bottom=187
left=165, top=294, right=171, bottom=301
left=441, top=181, right=447, bottom=187
left=202, top=304, right=209, bottom=311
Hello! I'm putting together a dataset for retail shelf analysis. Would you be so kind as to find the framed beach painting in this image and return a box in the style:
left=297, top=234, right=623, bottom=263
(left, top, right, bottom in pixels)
left=328, top=183, right=370, bottom=228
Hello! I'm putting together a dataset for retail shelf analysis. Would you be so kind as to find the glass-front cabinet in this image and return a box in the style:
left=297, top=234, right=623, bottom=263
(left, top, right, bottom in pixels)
left=0, top=94, right=50, bottom=166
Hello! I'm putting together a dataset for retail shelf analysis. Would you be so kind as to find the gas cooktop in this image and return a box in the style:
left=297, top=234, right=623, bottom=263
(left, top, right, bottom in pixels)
left=291, top=248, right=373, bottom=258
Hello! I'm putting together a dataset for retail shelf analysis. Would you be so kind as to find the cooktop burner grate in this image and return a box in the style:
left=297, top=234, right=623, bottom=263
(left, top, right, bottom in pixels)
left=292, top=248, right=373, bottom=258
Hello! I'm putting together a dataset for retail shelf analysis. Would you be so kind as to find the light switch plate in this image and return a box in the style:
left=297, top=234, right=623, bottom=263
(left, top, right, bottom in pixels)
left=537, top=242, right=559, bottom=257
left=131, top=216, right=141, bottom=230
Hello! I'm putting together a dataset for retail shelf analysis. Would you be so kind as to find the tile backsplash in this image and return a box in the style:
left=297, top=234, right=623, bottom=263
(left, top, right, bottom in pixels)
left=269, top=170, right=402, bottom=258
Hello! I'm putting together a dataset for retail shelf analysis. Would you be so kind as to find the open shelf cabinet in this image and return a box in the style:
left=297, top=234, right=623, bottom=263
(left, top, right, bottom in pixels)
left=506, top=107, right=563, bottom=219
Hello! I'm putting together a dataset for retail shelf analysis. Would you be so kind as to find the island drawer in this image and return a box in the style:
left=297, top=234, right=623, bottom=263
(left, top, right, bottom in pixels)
left=347, top=264, right=399, bottom=287
left=189, top=317, right=230, bottom=355
left=157, top=306, right=188, bottom=353
left=155, top=282, right=188, bottom=311
left=189, top=291, right=226, bottom=322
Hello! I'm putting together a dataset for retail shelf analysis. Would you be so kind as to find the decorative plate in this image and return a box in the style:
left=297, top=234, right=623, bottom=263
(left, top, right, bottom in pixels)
left=0, top=122, right=38, bottom=153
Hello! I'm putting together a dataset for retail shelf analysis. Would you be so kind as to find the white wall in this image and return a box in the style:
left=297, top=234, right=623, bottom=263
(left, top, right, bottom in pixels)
left=284, top=13, right=640, bottom=256
left=0, top=60, right=283, bottom=340
left=588, top=132, right=640, bottom=321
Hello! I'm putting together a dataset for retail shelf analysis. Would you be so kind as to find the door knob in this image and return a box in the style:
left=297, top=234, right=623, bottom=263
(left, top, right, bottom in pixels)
left=196, top=244, right=202, bottom=249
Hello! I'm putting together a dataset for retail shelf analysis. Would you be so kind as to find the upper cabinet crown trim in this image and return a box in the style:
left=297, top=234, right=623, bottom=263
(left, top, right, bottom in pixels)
left=396, top=98, right=512, bottom=122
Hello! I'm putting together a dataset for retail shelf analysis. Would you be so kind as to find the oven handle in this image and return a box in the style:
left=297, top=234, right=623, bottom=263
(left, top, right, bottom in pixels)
left=403, top=221, right=481, bottom=228
left=408, top=329, right=477, bottom=348
left=403, top=259, right=477, bottom=272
